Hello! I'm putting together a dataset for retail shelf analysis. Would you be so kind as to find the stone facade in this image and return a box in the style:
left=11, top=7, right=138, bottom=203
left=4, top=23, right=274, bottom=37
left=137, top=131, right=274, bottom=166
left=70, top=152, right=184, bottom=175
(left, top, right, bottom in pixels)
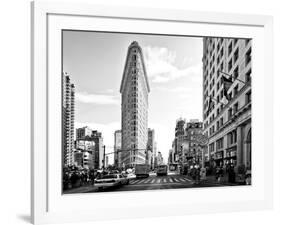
left=202, top=37, right=252, bottom=170
left=120, top=41, right=150, bottom=167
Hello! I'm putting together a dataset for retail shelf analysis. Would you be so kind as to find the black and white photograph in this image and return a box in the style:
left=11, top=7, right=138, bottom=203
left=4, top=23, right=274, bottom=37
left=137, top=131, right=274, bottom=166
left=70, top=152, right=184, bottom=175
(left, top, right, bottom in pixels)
left=62, top=31, right=252, bottom=194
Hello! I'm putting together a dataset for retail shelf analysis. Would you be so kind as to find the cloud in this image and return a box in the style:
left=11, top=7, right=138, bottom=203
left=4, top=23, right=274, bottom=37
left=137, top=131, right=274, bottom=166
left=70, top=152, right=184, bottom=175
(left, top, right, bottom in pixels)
left=143, top=46, right=202, bottom=83
left=76, top=92, right=120, bottom=105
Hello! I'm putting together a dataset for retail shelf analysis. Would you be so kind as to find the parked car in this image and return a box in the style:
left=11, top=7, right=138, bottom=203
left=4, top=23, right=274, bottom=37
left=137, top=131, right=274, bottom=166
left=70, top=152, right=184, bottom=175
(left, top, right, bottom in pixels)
left=94, top=174, right=129, bottom=190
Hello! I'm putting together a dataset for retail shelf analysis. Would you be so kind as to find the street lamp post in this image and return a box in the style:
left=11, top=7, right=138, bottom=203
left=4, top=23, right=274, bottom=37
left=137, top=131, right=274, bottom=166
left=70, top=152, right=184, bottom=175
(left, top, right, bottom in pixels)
left=103, top=145, right=106, bottom=169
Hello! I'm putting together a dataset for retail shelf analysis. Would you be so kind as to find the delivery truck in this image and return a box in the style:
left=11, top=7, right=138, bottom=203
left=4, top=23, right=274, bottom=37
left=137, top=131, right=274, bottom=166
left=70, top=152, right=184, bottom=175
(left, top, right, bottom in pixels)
left=135, top=164, right=150, bottom=178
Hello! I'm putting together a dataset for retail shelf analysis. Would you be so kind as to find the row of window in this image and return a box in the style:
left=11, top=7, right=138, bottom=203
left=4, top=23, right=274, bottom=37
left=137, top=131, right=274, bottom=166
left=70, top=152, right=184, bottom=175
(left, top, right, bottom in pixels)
left=205, top=90, right=251, bottom=135
left=208, top=130, right=237, bottom=152
left=204, top=39, right=251, bottom=83
left=204, top=69, right=252, bottom=119
left=204, top=54, right=251, bottom=98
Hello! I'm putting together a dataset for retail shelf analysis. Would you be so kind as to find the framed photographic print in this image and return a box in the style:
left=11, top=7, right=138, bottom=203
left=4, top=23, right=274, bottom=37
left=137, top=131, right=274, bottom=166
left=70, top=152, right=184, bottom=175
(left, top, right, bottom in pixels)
left=31, top=1, right=273, bottom=224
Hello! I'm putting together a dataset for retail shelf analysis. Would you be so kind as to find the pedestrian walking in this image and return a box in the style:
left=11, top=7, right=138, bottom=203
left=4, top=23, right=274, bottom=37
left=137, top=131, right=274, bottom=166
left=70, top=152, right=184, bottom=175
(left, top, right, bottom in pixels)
left=216, top=165, right=223, bottom=182
left=200, top=167, right=206, bottom=181
left=228, top=163, right=236, bottom=183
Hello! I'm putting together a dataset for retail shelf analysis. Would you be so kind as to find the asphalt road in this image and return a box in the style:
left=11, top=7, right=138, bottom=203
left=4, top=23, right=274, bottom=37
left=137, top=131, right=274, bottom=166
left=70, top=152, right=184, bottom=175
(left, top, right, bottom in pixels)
left=86, top=175, right=195, bottom=193
left=64, top=174, right=240, bottom=194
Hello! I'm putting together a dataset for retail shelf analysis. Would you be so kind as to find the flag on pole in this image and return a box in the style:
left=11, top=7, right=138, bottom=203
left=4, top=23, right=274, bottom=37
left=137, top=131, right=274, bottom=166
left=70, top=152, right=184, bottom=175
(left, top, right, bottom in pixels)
left=222, top=75, right=233, bottom=101
left=222, top=75, right=232, bottom=90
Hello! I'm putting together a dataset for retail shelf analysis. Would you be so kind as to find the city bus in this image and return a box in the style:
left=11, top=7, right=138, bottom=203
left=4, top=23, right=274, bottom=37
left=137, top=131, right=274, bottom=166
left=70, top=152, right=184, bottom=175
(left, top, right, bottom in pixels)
left=156, top=165, right=168, bottom=176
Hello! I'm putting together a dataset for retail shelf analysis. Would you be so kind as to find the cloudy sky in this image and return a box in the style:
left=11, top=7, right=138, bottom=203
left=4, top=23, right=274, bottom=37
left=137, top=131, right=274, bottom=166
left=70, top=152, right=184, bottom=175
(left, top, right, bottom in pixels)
left=63, top=30, right=203, bottom=164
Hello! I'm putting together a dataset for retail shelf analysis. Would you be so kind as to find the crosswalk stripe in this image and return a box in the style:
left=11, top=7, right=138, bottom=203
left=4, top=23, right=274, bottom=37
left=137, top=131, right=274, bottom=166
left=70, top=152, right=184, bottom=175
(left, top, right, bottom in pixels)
left=184, top=178, right=192, bottom=182
left=130, top=177, right=192, bottom=185
left=134, top=180, right=141, bottom=184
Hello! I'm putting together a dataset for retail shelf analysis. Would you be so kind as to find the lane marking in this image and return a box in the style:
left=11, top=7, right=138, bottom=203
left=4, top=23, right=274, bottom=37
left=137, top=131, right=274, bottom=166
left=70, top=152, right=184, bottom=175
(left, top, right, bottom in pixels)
left=163, top=179, right=167, bottom=183
left=151, top=179, right=155, bottom=184
left=130, top=180, right=137, bottom=184
left=174, top=178, right=180, bottom=182
left=180, top=178, right=186, bottom=182
left=157, top=179, right=161, bottom=184
left=169, top=178, right=173, bottom=183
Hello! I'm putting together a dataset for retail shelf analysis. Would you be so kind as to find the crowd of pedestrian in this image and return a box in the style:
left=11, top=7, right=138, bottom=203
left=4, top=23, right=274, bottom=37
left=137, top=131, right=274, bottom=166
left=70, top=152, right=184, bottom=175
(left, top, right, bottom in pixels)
left=183, top=162, right=251, bottom=185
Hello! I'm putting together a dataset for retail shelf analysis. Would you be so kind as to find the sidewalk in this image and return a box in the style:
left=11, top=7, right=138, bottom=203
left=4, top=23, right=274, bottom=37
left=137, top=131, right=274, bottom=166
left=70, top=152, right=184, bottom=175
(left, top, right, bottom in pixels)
left=63, top=184, right=96, bottom=194
left=192, top=175, right=240, bottom=187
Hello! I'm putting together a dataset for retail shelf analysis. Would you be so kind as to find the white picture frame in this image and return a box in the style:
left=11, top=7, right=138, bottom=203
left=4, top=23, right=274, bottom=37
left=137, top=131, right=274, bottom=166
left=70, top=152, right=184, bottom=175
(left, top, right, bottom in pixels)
left=31, top=1, right=274, bottom=224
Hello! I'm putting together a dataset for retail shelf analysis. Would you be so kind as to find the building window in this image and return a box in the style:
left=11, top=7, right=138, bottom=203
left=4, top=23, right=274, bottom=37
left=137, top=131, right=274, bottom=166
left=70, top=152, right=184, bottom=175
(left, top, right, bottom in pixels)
left=220, top=117, right=224, bottom=127
left=216, top=121, right=219, bottom=130
left=233, top=66, right=239, bottom=80
left=228, top=43, right=232, bottom=56
left=246, top=69, right=251, bottom=83
left=228, top=60, right=232, bottom=72
left=228, top=130, right=237, bottom=145
left=228, top=108, right=233, bottom=120
left=234, top=84, right=239, bottom=96
left=246, top=91, right=251, bottom=104
left=233, top=130, right=237, bottom=143
left=234, top=48, right=239, bottom=63
left=220, top=62, right=223, bottom=71
left=245, top=48, right=252, bottom=65
left=216, top=138, right=224, bottom=150
left=233, top=102, right=239, bottom=113
left=220, top=90, right=223, bottom=99
left=217, top=82, right=220, bottom=91
left=209, top=143, right=215, bottom=152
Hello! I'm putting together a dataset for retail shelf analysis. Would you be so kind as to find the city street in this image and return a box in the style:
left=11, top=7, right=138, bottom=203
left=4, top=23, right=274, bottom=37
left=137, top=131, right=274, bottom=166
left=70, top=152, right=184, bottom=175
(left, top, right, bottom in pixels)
left=64, top=173, right=239, bottom=194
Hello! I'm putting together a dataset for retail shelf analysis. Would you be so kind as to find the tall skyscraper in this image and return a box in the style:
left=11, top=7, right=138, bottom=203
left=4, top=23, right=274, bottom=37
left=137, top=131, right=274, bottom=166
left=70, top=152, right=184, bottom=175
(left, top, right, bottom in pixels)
left=62, top=72, right=75, bottom=167
left=202, top=38, right=252, bottom=170
left=91, top=130, right=104, bottom=169
left=120, top=41, right=150, bottom=167
left=114, top=130, right=122, bottom=168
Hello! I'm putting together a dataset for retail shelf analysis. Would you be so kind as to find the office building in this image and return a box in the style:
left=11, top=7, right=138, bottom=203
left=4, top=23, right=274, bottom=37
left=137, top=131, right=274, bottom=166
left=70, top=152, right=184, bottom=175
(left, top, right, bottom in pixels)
left=120, top=41, right=150, bottom=167
left=202, top=37, right=252, bottom=170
